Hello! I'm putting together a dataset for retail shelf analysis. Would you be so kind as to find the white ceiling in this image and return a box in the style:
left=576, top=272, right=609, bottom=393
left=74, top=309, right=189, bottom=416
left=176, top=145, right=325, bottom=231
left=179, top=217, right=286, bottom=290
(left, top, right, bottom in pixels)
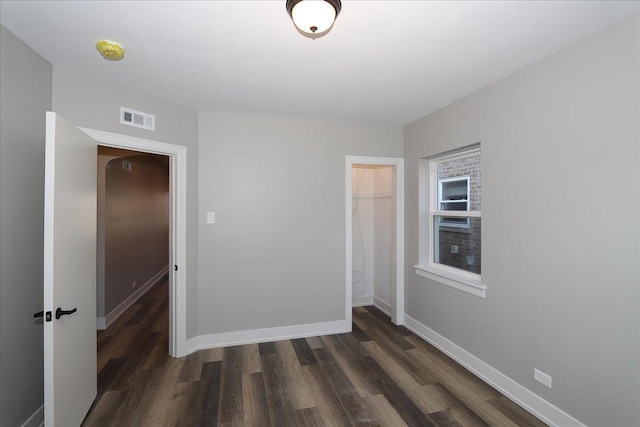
left=1, top=1, right=638, bottom=126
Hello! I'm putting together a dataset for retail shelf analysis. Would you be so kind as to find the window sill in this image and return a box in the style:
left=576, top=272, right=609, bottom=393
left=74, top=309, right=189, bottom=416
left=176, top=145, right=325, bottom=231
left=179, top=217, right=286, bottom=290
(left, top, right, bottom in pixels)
left=413, top=265, right=486, bottom=298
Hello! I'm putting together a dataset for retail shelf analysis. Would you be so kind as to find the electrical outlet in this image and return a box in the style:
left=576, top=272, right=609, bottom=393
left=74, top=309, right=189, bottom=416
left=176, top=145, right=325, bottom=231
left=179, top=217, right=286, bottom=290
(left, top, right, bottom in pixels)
left=450, top=245, right=459, bottom=254
left=132, top=281, right=137, bottom=289
left=207, top=212, right=216, bottom=224
left=534, top=368, right=552, bottom=388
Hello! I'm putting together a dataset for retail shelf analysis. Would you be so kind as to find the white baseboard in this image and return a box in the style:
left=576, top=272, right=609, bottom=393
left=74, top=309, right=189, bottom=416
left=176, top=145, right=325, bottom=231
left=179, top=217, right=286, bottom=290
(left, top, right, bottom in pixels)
left=186, top=320, right=348, bottom=355
left=402, top=314, right=584, bottom=427
left=352, top=295, right=391, bottom=315
left=373, top=296, right=391, bottom=315
left=96, top=316, right=106, bottom=330
left=20, top=405, right=44, bottom=427
left=96, top=265, right=169, bottom=330
left=352, top=295, right=373, bottom=307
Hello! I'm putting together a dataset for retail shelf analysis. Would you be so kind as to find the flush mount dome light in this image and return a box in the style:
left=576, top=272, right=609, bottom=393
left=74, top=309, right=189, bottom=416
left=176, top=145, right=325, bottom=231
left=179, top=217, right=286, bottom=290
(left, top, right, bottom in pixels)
left=286, top=0, right=342, bottom=38
left=96, top=40, right=124, bottom=61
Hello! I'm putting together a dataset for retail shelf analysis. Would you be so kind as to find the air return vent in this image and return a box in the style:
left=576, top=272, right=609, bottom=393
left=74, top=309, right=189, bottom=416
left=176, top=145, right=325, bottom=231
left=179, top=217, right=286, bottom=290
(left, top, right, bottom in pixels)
left=120, top=107, right=155, bottom=131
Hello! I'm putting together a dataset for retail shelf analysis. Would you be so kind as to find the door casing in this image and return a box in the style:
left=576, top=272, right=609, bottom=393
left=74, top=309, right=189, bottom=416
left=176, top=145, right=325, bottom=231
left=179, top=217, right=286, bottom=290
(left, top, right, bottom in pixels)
left=81, top=128, right=188, bottom=357
left=345, top=155, right=404, bottom=327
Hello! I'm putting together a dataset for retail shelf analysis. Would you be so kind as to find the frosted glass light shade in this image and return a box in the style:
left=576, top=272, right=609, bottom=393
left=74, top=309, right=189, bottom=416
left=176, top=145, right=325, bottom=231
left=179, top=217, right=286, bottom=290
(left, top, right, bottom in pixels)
left=286, top=0, right=341, bottom=37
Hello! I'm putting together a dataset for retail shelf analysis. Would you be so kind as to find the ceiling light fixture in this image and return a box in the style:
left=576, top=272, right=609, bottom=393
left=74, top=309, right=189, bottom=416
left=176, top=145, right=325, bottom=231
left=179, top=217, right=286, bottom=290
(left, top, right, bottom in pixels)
left=286, top=0, right=341, bottom=39
left=96, top=40, right=125, bottom=61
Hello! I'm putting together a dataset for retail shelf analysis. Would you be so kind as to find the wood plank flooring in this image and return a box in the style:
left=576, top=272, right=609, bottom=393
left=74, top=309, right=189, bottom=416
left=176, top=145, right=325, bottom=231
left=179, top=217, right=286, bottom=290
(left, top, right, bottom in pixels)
left=83, top=279, right=546, bottom=426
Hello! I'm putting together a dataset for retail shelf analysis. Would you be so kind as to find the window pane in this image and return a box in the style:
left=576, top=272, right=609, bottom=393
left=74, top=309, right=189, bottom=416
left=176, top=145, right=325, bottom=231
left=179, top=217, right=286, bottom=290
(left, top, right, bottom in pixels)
left=441, top=179, right=467, bottom=200
left=434, top=216, right=481, bottom=274
left=440, top=201, right=467, bottom=211
left=439, top=216, right=469, bottom=227
left=437, top=154, right=481, bottom=211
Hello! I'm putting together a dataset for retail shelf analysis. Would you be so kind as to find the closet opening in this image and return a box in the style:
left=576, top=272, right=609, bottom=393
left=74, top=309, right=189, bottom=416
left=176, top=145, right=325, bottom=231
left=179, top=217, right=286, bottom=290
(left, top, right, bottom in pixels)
left=345, top=156, right=404, bottom=329
left=351, top=165, right=395, bottom=314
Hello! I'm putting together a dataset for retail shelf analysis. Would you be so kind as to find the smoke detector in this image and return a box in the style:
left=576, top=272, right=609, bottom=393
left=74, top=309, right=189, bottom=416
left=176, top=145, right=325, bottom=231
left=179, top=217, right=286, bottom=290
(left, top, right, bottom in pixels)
left=96, top=40, right=124, bottom=61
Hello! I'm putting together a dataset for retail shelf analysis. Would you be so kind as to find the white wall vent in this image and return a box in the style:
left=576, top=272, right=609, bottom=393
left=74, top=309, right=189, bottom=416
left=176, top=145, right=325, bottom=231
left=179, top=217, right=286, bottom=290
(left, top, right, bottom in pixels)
left=120, top=107, right=155, bottom=131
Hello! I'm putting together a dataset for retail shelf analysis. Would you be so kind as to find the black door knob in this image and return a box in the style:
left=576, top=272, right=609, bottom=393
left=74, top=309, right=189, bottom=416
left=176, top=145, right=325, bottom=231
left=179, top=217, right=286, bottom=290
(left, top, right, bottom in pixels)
left=55, top=307, right=77, bottom=319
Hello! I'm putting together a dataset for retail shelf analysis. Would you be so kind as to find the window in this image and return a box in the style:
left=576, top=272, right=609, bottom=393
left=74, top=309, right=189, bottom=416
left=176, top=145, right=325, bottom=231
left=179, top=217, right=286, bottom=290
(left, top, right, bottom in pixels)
left=415, top=144, right=485, bottom=297
left=438, top=176, right=470, bottom=228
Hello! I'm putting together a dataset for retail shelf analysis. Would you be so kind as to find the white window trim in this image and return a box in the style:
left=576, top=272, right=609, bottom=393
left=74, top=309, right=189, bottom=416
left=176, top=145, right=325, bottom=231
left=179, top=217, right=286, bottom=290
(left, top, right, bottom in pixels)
left=414, top=264, right=486, bottom=297
left=415, top=144, right=485, bottom=298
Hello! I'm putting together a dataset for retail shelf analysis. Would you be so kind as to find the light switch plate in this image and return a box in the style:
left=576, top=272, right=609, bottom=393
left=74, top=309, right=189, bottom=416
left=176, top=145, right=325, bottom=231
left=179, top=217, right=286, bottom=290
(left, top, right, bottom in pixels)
left=207, top=212, right=215, bottom=224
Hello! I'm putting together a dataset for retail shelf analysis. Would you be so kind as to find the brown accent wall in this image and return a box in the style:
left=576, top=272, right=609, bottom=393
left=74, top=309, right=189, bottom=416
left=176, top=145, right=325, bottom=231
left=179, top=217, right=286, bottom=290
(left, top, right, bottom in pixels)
left=100, top=150, right=169, bottom=315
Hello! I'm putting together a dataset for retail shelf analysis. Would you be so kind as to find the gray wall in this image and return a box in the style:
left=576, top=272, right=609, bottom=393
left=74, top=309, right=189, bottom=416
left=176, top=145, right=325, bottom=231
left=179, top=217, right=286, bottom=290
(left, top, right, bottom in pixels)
left=198, top=112, right=403, bottom=334
left=404, top=15, right=639, bottom=427
left=0, top=25, right=52, bottom=427
left=52, top=67, right=199, bottom=337
left=103, top=153, right=169, bottom=314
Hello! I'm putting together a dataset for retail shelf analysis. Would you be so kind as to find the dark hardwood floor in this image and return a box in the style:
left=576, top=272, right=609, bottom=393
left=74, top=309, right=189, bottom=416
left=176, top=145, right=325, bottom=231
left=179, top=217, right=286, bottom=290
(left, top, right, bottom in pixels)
left=83, top=278, right=546, bottom=426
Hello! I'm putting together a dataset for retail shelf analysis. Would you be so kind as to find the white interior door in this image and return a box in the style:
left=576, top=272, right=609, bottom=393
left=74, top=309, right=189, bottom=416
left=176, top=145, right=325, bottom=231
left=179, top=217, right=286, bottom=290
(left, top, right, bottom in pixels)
left=43, top=112, right=97, bottom=426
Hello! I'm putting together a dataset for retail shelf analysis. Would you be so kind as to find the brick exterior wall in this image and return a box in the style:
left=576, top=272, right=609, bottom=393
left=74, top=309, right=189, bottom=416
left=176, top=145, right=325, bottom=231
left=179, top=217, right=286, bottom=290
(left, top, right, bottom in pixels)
left=437, top=154, right=481, bottom=274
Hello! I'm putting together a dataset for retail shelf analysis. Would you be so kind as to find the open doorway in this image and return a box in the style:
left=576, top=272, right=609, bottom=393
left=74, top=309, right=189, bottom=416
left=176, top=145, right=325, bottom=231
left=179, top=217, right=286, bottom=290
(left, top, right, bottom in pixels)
left=94, top=146, right=170, bottom=405
left=345, top=156, right=404, bottom=329
left=96, top=147, right=170, bottom=331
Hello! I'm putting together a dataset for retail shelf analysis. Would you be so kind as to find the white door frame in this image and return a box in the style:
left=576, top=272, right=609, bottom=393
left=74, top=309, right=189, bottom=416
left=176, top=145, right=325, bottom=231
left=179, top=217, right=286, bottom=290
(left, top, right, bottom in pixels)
left=345, top=155, right=404, bottom=328
left=81, top=127, right=187, bottom=357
